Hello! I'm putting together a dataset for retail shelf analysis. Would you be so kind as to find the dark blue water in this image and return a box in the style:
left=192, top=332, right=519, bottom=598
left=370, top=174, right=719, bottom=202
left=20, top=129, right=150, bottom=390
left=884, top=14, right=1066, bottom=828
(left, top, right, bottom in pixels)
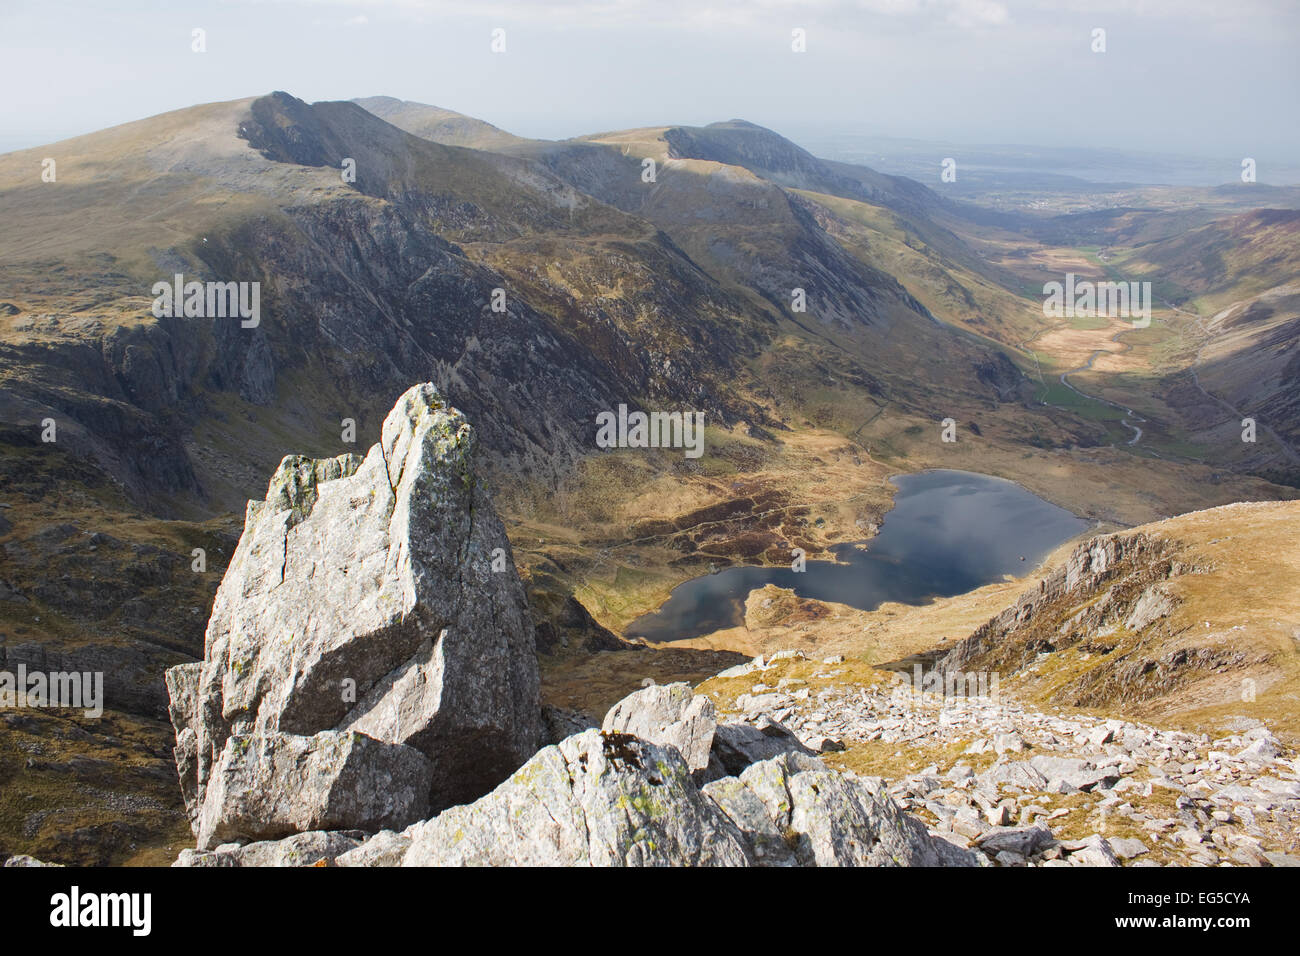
left=624, top=470, right=1090, bottom=643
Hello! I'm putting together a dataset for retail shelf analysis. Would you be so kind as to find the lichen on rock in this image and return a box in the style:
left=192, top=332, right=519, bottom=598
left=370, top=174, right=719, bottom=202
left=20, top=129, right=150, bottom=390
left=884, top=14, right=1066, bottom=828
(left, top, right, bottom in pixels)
left=165, top=382, right=541, bottom=846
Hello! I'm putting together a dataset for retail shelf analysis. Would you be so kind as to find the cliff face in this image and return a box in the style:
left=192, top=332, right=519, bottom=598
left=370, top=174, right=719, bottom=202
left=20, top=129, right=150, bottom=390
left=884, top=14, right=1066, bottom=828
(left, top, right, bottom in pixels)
left=932, top=503, right=1300, bottom=726
left=0, top=93, right=779, bottom=519
left=936, top=532, right=1184, bottom=679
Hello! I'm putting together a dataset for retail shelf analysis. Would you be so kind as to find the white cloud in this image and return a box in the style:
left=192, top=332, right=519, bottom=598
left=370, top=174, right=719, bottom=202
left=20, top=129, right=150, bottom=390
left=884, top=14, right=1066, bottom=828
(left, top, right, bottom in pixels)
left=239, top=0, right=1012, bottom=30
left=235, top=0, right=1296, bottom=27
left=310, top=12, right=371, bottom=26
left=947, top=0, right=1009, bottom=28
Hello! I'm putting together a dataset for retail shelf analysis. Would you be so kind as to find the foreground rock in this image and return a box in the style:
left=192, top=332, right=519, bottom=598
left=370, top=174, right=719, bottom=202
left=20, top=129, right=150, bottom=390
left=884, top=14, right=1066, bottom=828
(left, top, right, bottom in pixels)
left=354, top=685, right=979, bottom=867
left=194, top=682, right=983, bottom=867
left=375, top=727, right=974, bottom=867
left=602, top=682, right=717, bottom=774
left=167, top=383, right=541, bottom=847
left=403, top=730, right=753, bottom=866
left=196, top=731, right=432, bottom=849
left=704, top=753, right=980, bottom=867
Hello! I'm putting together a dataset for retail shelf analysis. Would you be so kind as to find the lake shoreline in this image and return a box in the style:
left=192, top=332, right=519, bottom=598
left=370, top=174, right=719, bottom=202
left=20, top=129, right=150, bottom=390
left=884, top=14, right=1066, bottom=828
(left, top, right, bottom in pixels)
left=626, top=469, right=1093, bottom=644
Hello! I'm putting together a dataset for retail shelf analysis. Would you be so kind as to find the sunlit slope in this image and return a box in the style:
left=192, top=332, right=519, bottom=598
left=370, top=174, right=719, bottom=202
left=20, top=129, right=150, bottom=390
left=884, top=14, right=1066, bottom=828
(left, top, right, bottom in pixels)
left=1121, top=209, right=1300, bottom=312
left=1197, top=284, right=1300, bottom=452
left=351, top=95, right=528, bottom=150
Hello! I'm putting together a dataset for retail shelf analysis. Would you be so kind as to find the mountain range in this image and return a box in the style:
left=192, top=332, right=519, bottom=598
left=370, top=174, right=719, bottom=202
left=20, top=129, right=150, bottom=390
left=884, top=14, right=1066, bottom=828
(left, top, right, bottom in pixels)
left=1, top=91, right=1297, bottom=864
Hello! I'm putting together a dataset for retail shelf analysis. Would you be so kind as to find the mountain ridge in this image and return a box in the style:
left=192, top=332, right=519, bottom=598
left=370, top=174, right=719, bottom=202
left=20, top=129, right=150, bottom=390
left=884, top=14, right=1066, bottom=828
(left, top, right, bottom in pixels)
left=2, top=89, right=1298, bottom=865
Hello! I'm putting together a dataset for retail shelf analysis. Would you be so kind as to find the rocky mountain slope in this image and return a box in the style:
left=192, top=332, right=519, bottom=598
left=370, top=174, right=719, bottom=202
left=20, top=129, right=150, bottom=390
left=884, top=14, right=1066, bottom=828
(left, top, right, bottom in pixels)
left=2, top=91, right=1297, bottom=865
left=698, top=652, right=1299, bottom=867
left=131, top=406, right=1300, bottom=866
left=159, top=383, right=981, bottom=867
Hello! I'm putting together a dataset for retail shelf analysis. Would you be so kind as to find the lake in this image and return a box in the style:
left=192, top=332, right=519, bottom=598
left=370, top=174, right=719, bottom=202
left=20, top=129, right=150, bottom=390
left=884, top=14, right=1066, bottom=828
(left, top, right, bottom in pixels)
left=624, top=469, right=1090, bottom=643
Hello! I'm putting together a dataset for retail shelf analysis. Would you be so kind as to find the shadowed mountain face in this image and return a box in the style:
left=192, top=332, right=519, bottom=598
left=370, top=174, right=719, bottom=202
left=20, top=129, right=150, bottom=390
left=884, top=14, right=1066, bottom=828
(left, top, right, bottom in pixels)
left=0, top=91, right=1025, bottom=519
left=1198, top=284, right=1300, bottom=454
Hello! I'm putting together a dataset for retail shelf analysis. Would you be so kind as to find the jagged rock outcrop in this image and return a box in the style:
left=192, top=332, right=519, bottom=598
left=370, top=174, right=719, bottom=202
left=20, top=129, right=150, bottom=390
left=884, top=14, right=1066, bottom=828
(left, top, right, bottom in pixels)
left=181, top=681, right=983, bottom=867
left=601, top=682, right=717, bottom=774
left=402, top=729, right=755, bottom=866
left=220, top=684, right=982, bottom=867
left=935, top=531, right=1180, bottom=679
left=341, top=729, right=977, bottom=867
left=196, top=731, right=433, bottom=849
left=166, top=383, right=541, bottom=847
left=704, top=753, right=980, bottom=867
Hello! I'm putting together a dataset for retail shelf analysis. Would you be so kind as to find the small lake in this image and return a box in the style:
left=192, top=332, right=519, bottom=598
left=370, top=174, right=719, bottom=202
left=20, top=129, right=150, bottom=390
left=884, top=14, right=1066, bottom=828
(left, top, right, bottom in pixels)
left=624, top=469, right=1090, bottom=643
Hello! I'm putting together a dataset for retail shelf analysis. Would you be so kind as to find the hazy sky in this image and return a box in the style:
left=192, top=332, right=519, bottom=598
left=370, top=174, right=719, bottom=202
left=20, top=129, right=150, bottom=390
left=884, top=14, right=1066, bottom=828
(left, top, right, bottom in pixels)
left=3, top=0, right=1298, bottom=161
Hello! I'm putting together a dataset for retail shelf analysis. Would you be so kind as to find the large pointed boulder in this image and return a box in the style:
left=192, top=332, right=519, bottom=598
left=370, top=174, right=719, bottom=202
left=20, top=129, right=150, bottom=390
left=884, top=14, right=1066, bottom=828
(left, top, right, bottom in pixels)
left=166, top=383, right=541, bottom=838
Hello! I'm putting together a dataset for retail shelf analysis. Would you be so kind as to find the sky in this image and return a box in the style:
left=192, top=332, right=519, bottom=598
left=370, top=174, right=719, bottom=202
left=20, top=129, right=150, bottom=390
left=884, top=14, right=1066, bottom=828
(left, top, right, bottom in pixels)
left=2, top=0, right=1298, bottom=165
